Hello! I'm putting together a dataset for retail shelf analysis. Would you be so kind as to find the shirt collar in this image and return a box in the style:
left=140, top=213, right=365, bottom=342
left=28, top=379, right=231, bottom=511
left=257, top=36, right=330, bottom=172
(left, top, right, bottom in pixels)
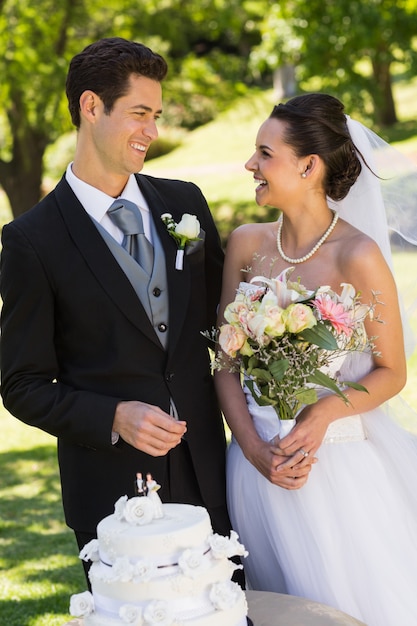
left=65, top=164, right=150, bottom=222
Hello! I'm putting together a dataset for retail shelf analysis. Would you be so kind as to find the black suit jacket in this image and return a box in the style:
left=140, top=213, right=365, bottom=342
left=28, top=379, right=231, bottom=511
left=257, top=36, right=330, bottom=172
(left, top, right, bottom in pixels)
left=0, top=173, right=225, bottom=530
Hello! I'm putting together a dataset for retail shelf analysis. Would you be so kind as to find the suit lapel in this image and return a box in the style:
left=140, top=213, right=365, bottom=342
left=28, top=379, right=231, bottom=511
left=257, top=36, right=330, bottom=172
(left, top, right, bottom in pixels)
left=137, top=175, right=191, bottom=357
left=54, top=178, right=161, bottom=348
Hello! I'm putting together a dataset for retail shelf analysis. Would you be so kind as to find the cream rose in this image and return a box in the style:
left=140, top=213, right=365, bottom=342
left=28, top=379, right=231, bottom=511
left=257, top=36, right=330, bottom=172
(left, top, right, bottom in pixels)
left=282, top=303, right=317, bottom=334
left=218, top=324, right=247, bottom=358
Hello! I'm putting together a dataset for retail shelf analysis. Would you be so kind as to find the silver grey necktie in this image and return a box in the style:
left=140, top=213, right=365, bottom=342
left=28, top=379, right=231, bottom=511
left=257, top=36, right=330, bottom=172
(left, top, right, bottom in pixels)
left=107, top=199, right=154, bottom=275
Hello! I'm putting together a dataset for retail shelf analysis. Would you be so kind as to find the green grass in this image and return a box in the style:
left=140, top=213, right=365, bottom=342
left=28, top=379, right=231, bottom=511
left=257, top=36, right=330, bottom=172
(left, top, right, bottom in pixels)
left=0, top=414, right=84, bottom=625
left=1, top=79, right=417, bottom=624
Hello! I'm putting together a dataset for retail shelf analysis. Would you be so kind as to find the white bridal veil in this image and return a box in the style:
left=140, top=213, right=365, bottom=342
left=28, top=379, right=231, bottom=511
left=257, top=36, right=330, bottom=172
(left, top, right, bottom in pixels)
left=328, top=116, right=417, bottom=356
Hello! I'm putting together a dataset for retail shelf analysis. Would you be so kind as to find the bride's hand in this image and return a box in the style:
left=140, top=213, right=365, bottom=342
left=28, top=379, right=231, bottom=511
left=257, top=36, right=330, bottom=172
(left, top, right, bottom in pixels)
left=244, top=437, right=316, bottom=490
left=277, top=406, right=330, bottom=462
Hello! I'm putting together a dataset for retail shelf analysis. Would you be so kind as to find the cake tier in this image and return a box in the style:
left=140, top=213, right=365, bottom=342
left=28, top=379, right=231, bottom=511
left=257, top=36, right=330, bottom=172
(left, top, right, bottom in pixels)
left=97, top=503, right=212, bottom=567
left=84, top=587, right=248, bottom=626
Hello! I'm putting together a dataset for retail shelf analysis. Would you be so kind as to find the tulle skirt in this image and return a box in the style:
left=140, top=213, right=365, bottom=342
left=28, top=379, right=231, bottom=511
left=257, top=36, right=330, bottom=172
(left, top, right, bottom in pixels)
left=227, top=395, right=417, bottom=626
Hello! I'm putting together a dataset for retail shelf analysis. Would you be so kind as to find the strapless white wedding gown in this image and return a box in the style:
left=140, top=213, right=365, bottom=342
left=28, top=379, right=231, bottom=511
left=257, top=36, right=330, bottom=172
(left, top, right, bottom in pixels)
left=227, top=350, right=417, bottom=626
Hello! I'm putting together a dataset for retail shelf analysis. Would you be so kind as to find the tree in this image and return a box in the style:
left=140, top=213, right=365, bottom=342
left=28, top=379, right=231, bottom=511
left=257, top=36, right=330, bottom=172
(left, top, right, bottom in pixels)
left=0, top=0, right=262, bottom=217
left=0, top=0, right=133, bottom=216
left=250, top=0, right=417, bottom=126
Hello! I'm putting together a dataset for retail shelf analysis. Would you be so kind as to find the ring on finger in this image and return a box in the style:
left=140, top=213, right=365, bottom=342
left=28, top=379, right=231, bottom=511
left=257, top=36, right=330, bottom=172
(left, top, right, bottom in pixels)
left=298, top=448, right=309, bottom=458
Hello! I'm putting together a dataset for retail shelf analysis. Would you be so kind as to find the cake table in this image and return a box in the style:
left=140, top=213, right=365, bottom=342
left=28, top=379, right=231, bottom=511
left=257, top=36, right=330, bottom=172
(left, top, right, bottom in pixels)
left=63, top=590, right=366, bottom=625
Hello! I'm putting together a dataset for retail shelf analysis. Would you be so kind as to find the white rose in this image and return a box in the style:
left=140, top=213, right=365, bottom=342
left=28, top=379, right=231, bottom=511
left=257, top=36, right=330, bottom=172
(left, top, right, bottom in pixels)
left=119, top=604, right=143, bottom=624
left=175, top=214, right=200, bottom=239
left=209, top=580, right=242, bottom=611
left=114, top=494, right=128, bottom=520
left=69, top=591, right=94, bottom=617
left=79, top=538, right=100, bottom=562
left=208, top=533, right=231, bottom=559
left=124, top=497, right=154, bottom=525
left=229, top=530, right=249, bottom=557
left=209, top=532, right=248, bottom=559
left=112, top=556, right=135, bottom=582
left=143, top=600, right=173, bottom=625
left=178, top=547, right=209, bottom=579
left=133, top=559, right=157, bottom=582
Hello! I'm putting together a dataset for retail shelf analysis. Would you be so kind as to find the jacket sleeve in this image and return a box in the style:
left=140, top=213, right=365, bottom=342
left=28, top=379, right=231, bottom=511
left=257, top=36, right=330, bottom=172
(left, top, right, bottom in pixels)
left=0, top=221, right=119, bottom=450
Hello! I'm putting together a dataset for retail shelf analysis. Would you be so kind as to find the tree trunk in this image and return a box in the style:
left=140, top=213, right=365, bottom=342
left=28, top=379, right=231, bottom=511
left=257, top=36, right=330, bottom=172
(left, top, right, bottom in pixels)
left=0, top=129, right=48, bottom=219
left=371, top=57, right=397, bottom=126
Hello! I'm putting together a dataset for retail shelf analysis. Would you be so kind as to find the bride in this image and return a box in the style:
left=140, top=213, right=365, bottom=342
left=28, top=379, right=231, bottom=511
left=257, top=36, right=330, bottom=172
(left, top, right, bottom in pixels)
left=214, top=93, right=417, bottom=626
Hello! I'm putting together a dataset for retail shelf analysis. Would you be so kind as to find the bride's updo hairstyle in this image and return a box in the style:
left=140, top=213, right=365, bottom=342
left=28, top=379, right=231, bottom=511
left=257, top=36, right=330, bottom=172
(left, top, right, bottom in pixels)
left=270, top=93, right=363, bottom=201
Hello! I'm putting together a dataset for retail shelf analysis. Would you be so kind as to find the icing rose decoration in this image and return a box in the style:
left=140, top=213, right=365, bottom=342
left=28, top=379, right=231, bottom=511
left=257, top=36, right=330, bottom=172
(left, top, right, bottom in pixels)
left=112, top=556, right=135, bottom=582
left=69, top=591, right=94, bottom=617
left=79, top=538, right=100, bottom=562
left=209, top=530, right=248, bottom=559
left=119, top=604, right=143, bottom=624
left=178, top=547, right=209, bottom=579
left=161, top=212, right=201, bottom=270
left=143, top=599, right=173, bottom=625
left=114, top=494, right=128, bottom=520
left=209, top=580, right=242, bottom=611
left=133, top=559, right=158, bottom=582
left=124, top=496, right=154, bottom=526
left=228, top=530, right=249, bottom=557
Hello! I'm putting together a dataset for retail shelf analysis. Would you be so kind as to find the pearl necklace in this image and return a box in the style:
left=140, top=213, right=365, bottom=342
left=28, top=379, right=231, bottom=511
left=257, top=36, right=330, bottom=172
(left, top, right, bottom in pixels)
left=276, top=210, right=339, bottom=264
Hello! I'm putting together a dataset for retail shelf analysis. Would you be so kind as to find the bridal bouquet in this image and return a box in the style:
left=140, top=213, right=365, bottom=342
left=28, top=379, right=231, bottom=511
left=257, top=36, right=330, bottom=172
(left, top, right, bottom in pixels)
left=216, top=267, right=377, bottom=421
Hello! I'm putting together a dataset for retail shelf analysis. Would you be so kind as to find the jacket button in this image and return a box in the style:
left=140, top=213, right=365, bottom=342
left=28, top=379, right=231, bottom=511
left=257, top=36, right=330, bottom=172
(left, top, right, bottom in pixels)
left=158, top=323, right=167, bottom=332
left=153, top=287, right=161, bottom=297
left=166, top=372, right=174, bottom=382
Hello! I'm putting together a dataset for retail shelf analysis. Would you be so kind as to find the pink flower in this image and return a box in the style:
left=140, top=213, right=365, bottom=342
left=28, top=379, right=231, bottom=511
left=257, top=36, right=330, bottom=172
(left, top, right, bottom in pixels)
left=312, top=294, right=353, bottom=336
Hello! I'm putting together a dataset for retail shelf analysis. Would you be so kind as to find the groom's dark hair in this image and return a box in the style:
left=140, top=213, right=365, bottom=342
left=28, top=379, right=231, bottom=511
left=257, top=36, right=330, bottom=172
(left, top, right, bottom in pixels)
left=66, top=37, right=168, bottom=128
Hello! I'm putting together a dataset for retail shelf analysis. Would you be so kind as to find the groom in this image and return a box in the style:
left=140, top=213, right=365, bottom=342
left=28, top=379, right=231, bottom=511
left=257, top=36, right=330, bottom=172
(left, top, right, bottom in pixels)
left=0, top=38, right=230, bottom=574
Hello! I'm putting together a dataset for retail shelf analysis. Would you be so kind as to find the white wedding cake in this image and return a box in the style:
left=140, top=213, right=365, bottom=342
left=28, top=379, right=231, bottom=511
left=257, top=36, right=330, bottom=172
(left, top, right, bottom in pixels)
left=69, top=489, right=248, bottom=625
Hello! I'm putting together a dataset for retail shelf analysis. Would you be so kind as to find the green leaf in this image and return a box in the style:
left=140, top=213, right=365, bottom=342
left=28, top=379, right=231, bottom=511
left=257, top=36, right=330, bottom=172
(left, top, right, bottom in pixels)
left=269, top=358, right=289, bottom=381
left=298, top=325, right=338, bottom=350
left=307, top=369, right=347, bottom=401
left=245, top=380, right=276, bottom=407
left=344, top=381, right=369, bottom=394
left=250, top=367, right=272, bottom=382
left=294, top=388, right=318, bottom=405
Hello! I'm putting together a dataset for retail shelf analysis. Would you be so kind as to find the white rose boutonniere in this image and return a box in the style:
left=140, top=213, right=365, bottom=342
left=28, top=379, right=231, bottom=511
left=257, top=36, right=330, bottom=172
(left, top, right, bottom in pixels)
left=161, top=213, right=201, bottom=270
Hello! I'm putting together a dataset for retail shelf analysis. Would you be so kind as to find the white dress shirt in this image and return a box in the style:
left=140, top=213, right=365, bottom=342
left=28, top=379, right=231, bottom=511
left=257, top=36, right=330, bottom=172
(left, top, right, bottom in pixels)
left=65, top=164, right=153, bottom=243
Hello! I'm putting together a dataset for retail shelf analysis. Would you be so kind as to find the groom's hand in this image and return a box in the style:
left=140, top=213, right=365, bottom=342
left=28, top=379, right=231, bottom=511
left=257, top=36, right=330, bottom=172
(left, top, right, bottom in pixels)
left=112, top=400, right=187, bottom=455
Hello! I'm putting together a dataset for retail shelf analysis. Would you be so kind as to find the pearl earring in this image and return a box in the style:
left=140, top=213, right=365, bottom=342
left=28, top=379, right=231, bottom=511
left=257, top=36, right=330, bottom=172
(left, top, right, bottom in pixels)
left=301, top=172, right=307, bottom=179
